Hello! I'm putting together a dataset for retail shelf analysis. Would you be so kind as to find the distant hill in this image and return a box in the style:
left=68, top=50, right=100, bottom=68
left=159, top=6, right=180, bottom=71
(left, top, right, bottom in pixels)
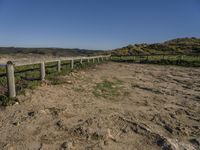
left=112, top=37, right=200, bottom=55
left=1, top=37, right=200, bottom=57
left=0, top=47, right=106, bottom=56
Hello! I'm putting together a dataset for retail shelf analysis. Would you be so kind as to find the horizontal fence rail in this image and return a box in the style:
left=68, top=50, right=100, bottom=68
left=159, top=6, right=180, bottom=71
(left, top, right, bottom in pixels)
left=111, top=54, right=200, bottom=61
left=111, top=54, right=200, bottom=57
left=0, top=55, right=111, bottom=98
left=111, top=54, right=200, bottom=68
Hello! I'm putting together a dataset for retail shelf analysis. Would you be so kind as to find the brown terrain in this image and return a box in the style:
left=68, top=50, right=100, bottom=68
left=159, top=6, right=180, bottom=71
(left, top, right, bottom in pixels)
left=0, top=62, right=200, bottom=150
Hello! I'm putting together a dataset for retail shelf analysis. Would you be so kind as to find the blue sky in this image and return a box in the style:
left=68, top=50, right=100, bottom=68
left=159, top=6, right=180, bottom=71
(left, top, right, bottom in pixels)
left=0, top=0, right=200, bottom=50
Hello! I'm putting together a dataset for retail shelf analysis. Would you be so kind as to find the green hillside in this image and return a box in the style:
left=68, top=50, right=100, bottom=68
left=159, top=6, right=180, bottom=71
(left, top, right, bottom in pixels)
left=112, top=37, right=200, bottom=55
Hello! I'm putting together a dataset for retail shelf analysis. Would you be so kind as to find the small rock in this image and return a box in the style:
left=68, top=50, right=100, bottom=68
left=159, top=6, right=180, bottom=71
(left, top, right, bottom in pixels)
left=121, top=127, right=129, bottom=133
left=66, top=81, right=73, bottom=84
left=39, top=110, right=46, bottom=114
left=61, top=141, right=73, bottom=150
left=14, top=102, right=19, bottom=105
left=164, top=125, right=173, bottom=134
left=104, top=140, right=109, bottom=145
left=39, top=109, right=50, bottom=115
left=13, top=122, right=20, bottom=126
left=190, top=138, right=200, bottom=146
left=3, top=143, right=14, bottom=150
left=7, top=146, right=14, bottom=150
left=112, top=85, right=116, bottom=88
left=24, top=92, right=30, bottom=97
left=107, top=129, right=117, bottom=142
left=28, top=111, right=35, bottom=117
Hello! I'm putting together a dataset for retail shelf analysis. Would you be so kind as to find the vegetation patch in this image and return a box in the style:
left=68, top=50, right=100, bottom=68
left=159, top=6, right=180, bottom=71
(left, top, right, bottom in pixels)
left=111, top=55, right=200, bottom=67
left=111, top=37, right=200, bottom=67
left=92, top=79, right=126, bottom=100
left=73, top=87, right=85, bottom=92
left=112, top=37, right=200, bottom=55
left=0, top=94, right=18, bottom=106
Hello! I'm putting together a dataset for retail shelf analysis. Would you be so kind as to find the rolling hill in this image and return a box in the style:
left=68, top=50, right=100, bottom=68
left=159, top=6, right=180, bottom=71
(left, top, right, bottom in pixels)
left=112, top=37, right=200, bottom=55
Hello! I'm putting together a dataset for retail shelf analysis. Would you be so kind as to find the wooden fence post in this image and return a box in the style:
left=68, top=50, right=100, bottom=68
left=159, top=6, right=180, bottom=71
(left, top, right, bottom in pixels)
left=87, top=58, right=90, bottom=63
left=6, top=61, right=16, bottom=98
left=71, top=59, right=74, bottom=69
left=80, top=58, right=83, bottom=64
left=180, top=55, right=183, bottom=61
left=93, top=58, right=95, bottom=63
left=40, top=62, right=45, bottom=80
left=97, top=57, right=100, bottom=63
left=57, top=60, right=61, bottom=72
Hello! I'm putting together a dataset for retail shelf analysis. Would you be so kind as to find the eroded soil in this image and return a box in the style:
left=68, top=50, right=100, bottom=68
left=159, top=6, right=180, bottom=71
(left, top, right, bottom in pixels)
left=0, top=62, right=200, bottom=150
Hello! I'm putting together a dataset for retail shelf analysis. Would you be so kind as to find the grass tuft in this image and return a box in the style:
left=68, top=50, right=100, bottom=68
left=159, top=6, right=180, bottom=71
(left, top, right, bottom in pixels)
left=93, top=80, right=121, bottom=100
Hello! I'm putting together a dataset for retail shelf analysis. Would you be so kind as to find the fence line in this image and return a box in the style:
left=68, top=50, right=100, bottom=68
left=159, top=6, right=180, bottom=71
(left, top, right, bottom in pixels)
left=111, top=54, right=200, bottom=62
left=112, top=54, right=200, bottom=57
left=0, top=55, right=110, bottom=98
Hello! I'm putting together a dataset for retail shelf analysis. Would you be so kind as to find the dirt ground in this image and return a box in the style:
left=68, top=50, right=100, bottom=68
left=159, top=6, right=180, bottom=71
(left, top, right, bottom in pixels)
left=0, top=62, right=200, bottom=150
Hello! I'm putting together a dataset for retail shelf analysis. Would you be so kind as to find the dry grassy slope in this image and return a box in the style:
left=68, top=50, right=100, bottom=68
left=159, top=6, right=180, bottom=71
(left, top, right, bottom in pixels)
left=0, top=62, right=200, bottom=150
left=112, top=37, right=200, bottom=55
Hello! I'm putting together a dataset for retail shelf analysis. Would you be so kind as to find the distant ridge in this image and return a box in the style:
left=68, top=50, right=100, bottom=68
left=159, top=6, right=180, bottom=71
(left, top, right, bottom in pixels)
left=112, top=37, right=200, bottom=55
left=0, top=47, right=105, bottom=56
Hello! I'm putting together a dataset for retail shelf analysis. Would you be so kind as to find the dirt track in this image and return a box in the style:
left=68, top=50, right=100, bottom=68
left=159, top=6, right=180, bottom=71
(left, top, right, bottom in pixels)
left=0, top=62, right=200, bottom=150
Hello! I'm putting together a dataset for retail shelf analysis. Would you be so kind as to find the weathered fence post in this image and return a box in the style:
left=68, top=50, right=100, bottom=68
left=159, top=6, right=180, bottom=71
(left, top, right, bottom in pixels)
left=87, top=58, right=90, bottom=63
left=133, top=56, right=135, bottom=62
left=40, top=62, right=45, bottom=80
left=57, top=60, right=61, bottom=72
left=71, top=59, right=74, bottom=69
left=93, top=58, right=95, bottom=63
left=6, top=61, right=16, bottom=98
left=97, top=57, right=100, bottom=63
left=180, top=55, right=183, bottom=61
left=80, top=58, right=83, bottom=64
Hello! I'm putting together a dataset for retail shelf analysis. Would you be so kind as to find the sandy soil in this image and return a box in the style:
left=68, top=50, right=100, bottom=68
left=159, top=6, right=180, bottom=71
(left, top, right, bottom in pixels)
left=0, top=62, right=200, bottom=150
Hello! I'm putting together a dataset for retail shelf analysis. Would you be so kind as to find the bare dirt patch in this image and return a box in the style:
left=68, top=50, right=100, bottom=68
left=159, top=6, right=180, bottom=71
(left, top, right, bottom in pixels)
left=0, top=62, right=200, bottom=150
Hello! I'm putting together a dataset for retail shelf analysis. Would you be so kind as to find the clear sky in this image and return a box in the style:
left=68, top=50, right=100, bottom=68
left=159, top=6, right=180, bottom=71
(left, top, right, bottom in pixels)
left=0, top=0, right=200, bottom=50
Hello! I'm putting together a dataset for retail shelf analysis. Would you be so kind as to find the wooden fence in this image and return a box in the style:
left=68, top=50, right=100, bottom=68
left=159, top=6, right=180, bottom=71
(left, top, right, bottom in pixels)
left=0, top=55, right=110, bottom=98
left=111, top=54, right=200, bottom=62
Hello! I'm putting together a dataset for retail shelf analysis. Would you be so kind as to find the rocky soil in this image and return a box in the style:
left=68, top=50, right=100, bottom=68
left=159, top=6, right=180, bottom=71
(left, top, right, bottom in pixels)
left=0, top=62, right=200, bottom=150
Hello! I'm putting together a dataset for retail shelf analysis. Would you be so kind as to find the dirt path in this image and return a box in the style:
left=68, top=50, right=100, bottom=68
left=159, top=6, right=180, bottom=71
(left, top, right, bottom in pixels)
left=0, top=62, right=200, bottom=150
